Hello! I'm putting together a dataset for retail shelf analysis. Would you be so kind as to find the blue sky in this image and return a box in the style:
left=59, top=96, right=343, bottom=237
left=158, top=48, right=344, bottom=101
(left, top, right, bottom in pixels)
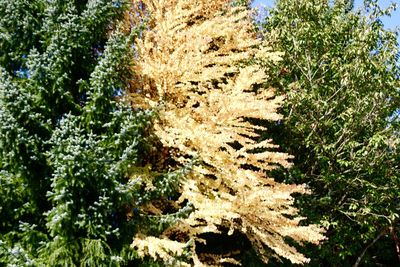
left=252, top=0, right=400, bottom=33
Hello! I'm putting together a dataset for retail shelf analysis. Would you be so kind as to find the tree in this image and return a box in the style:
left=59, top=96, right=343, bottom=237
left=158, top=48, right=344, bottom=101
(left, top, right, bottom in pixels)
left=261, top=0, right=400, bottom=265
left=0, top=1, right=183, bottom=265
left=127, top=0, right=324, bottom=265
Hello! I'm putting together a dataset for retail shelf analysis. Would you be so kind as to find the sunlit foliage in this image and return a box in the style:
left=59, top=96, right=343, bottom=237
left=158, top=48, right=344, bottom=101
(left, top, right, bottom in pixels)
left=127, top=0, right=325, bottom=265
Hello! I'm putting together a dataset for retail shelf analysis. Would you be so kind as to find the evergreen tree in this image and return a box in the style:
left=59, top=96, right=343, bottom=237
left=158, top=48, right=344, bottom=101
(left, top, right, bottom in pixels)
left=261, top=0, right=400, bottom=265
left=127, top=0, right=324, bottom=265
left=0, top=1, right=185, bottom=265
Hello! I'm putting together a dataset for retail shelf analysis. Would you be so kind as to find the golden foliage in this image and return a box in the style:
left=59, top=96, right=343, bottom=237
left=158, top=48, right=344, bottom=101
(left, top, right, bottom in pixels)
left=132, top=236, right=191, bottom=266
left=127, top=0, right=324, bottom=265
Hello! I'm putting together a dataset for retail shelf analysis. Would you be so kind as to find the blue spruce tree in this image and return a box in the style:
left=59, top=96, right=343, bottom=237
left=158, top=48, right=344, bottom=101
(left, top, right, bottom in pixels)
left=0, top=1, right=188, bottom=265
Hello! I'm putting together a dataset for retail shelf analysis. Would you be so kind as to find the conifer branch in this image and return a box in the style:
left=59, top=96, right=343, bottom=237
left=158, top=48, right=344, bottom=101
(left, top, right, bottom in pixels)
left=126, top=0, right=325, bottom=265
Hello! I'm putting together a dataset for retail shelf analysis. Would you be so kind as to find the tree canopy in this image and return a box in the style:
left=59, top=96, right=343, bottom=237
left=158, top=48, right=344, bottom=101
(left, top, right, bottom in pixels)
left=0, top=0, right=399, bottom=266
left=0, top=1, right=176, bottom=265
left=261, top=0, right=400, bottom=265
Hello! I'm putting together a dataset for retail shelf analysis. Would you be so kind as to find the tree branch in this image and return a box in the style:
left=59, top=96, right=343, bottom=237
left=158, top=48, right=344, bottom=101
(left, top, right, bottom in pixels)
left=353, top=228, right=387, bottom=267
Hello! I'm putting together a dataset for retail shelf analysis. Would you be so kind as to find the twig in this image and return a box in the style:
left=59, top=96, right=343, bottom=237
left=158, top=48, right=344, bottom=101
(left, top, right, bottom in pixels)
left=390, top=226, right=400, bottom=263
left=353, top=228, right=387, bottom=267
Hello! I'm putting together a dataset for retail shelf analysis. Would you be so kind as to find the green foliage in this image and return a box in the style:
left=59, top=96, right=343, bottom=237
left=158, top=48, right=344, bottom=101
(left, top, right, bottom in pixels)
left=0, top=0, right=188, bottom=266
left=260, top=0, right=400, bottom=265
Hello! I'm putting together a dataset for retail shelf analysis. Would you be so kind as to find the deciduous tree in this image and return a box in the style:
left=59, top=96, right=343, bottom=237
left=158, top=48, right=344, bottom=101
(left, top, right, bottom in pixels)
left=261, top=0, right=400, bottom=265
